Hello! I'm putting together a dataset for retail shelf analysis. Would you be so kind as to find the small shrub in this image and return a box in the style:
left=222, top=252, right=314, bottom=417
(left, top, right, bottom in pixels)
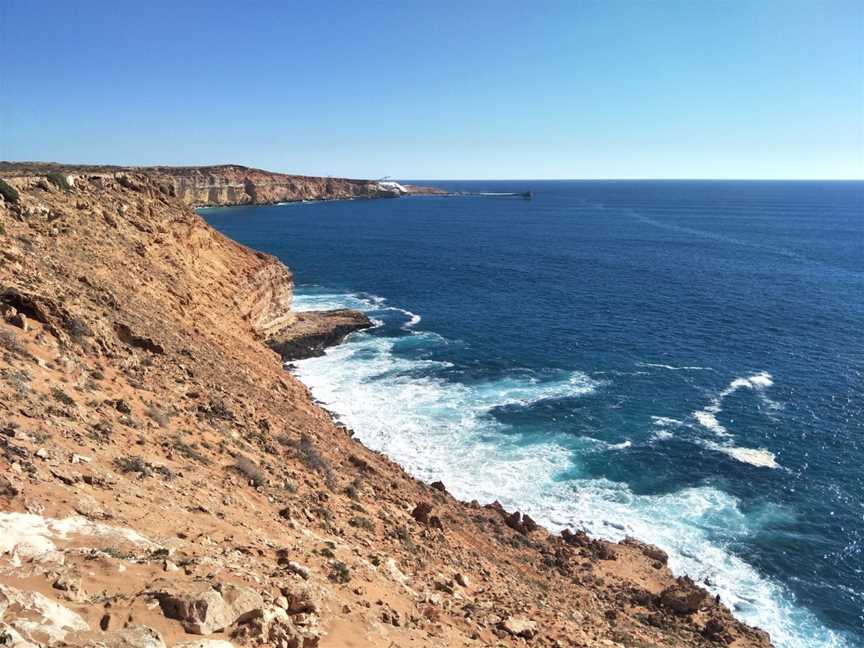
left=66, top=318, right=93, bottom=340
left=98, top=547, right=134, bottom=560
left=90, top=421, right=113, bottom=442
left=233, top=455, right=266, bottom=487
left=4, top=369, right=31, bottom=396
left=172, top=436, right=210, bottom=464
left=319, top=546, right=336, bottom=559
left=52, top=387, right=75, bottom=407
left=0, top=330, right=23, bottom=355
left=114, top=455, right=152, bottom=477
left=145, top=405, right=169, bottom=427
left=349, top=516, right=375, bottom=532
left=392, top=525, right=416, bottom=551
left=329, top=560, right=351, bottom=583
left=294, top=434, right=336, bottom=490
left=0, top=221, right=6, bottom=235
left=45, top=172, right=71, bottom=191
left=345, top=477, right=363, bottom=500
left=0, top=179, right=19, bottom=204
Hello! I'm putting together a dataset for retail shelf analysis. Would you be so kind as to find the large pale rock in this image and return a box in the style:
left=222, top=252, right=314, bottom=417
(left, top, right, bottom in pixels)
left=500, top=615, right=538, bottom=639
left=155, top=582, right=263, bottom=634
left=0, top=584, right=89, bottom=645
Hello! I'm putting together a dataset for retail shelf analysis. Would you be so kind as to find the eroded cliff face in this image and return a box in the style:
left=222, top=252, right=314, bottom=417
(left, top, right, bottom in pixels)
left=153, top=165, right=402, bottom=207
left=0, top=163, right=404, bottom=207
left=0, top=168, right=773, bottom=648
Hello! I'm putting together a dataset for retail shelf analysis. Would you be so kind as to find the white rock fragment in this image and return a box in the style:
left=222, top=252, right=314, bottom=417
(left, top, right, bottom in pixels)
left=0, top=585, right=89, bottom=644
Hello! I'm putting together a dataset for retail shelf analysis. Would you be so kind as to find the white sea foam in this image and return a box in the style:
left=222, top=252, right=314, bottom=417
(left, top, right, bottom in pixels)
left=639, top=362, right=713, bottom=371
left=704, top=442, right=780, bottom=469
left=607, top=440, right=632, bottom=450
left=291, top=290, right=845, bottom=648
left=693, top=371, right=775, bottom=437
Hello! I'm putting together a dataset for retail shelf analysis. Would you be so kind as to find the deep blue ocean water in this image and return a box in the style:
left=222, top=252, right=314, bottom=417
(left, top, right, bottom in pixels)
left=203, top=180, right=864, bottom=647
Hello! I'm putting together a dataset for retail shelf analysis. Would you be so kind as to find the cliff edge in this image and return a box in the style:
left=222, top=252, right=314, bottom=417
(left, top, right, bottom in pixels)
left=0, top=168, right=771, bottom=647
left=0, top=163, right=444, bottom=207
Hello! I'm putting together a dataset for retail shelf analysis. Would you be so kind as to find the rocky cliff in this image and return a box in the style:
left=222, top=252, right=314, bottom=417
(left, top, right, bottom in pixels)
left=0, top=167, right=772, bottom=648
left=0, top=163, right=441, bottom=207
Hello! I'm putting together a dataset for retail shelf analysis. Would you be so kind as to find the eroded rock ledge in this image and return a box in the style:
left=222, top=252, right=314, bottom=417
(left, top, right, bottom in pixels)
left=0, top=167, right=772, bottom=648
left=267, top=310, right=373, bottom=361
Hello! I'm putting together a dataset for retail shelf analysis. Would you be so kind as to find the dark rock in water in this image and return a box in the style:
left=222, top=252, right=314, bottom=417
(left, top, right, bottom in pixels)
left=430, top=480, right=446, bottom=492
left=267, top=309, right=372, bottom=361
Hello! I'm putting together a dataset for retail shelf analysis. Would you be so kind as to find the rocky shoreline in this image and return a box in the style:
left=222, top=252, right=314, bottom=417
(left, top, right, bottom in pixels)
left=0, top=166, right=772, bottom=647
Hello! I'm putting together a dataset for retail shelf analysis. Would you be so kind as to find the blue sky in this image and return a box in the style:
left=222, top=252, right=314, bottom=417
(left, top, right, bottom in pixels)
left=1, top=1, right=861, bottom=179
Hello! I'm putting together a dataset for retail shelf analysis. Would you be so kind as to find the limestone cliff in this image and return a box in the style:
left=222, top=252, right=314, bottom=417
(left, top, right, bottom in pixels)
left=0, top=167, right=772, bottom=648
left=0, top=162, right=439, bottom=207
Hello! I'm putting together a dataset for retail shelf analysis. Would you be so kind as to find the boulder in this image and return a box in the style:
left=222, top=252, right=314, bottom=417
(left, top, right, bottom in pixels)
left=234, top=604, right=320, bottom=648
left=659, top=576, right=708, bottom=614
left=411, top=502, right=433, bottom=525
left=279, top=582, right=319, bottom=614
left=155, top=582, right=263, bottom=634
left=622, top=536, right=669, bottom=565
left=100, top=625, right=166, bottom=648
left=500, top=615, right=538, bottom=639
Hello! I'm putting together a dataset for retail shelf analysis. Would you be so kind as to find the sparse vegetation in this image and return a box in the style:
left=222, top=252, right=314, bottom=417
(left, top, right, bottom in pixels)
left=52, top=387, right=75, bottom=407
left=329, top=560, right=351, bottom=583
left=3, top=368, right=31, bottom=396
left=114, top=455, right=174, bottom=480
left=0, top=179, right=19, bottom=204
left=46, top=172, right=71, bottom=191
left=171, top=435, right=210, bottom=465
left=90, top=421, right=113, bottom=442
left=145, top=405, right=169, bottom=427
left=392, top=525, right=416, bottom=551
left=293, top=433, right=336, bottom=490
left=114, top=455, right=151, bottom=476
left=345, top=477, right=363, bottom=500
left=233, top=455, right=266, bottom=486
left=96, top=547, right=134, bottom=560
left=0, top=330, right=23, bottom=355
left=66, top=317, right=93, bottom=340
left=349, top=516, right=375, bottom=531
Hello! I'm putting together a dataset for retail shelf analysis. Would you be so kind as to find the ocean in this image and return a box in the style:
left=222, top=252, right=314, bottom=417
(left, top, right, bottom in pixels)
left=202, top=180, right=864, bottom=647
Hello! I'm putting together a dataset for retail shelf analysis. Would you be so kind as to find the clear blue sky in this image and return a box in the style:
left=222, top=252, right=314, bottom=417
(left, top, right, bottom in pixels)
left=1, top=1, right=861, bottom=179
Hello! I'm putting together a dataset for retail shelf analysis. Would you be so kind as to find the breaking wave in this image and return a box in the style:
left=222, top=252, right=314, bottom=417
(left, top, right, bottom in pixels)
left=692, top=372, right=781, bottom=468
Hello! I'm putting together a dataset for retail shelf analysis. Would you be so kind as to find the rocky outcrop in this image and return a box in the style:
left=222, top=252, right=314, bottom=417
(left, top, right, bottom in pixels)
left=266, top=309, right=372, bottom=361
